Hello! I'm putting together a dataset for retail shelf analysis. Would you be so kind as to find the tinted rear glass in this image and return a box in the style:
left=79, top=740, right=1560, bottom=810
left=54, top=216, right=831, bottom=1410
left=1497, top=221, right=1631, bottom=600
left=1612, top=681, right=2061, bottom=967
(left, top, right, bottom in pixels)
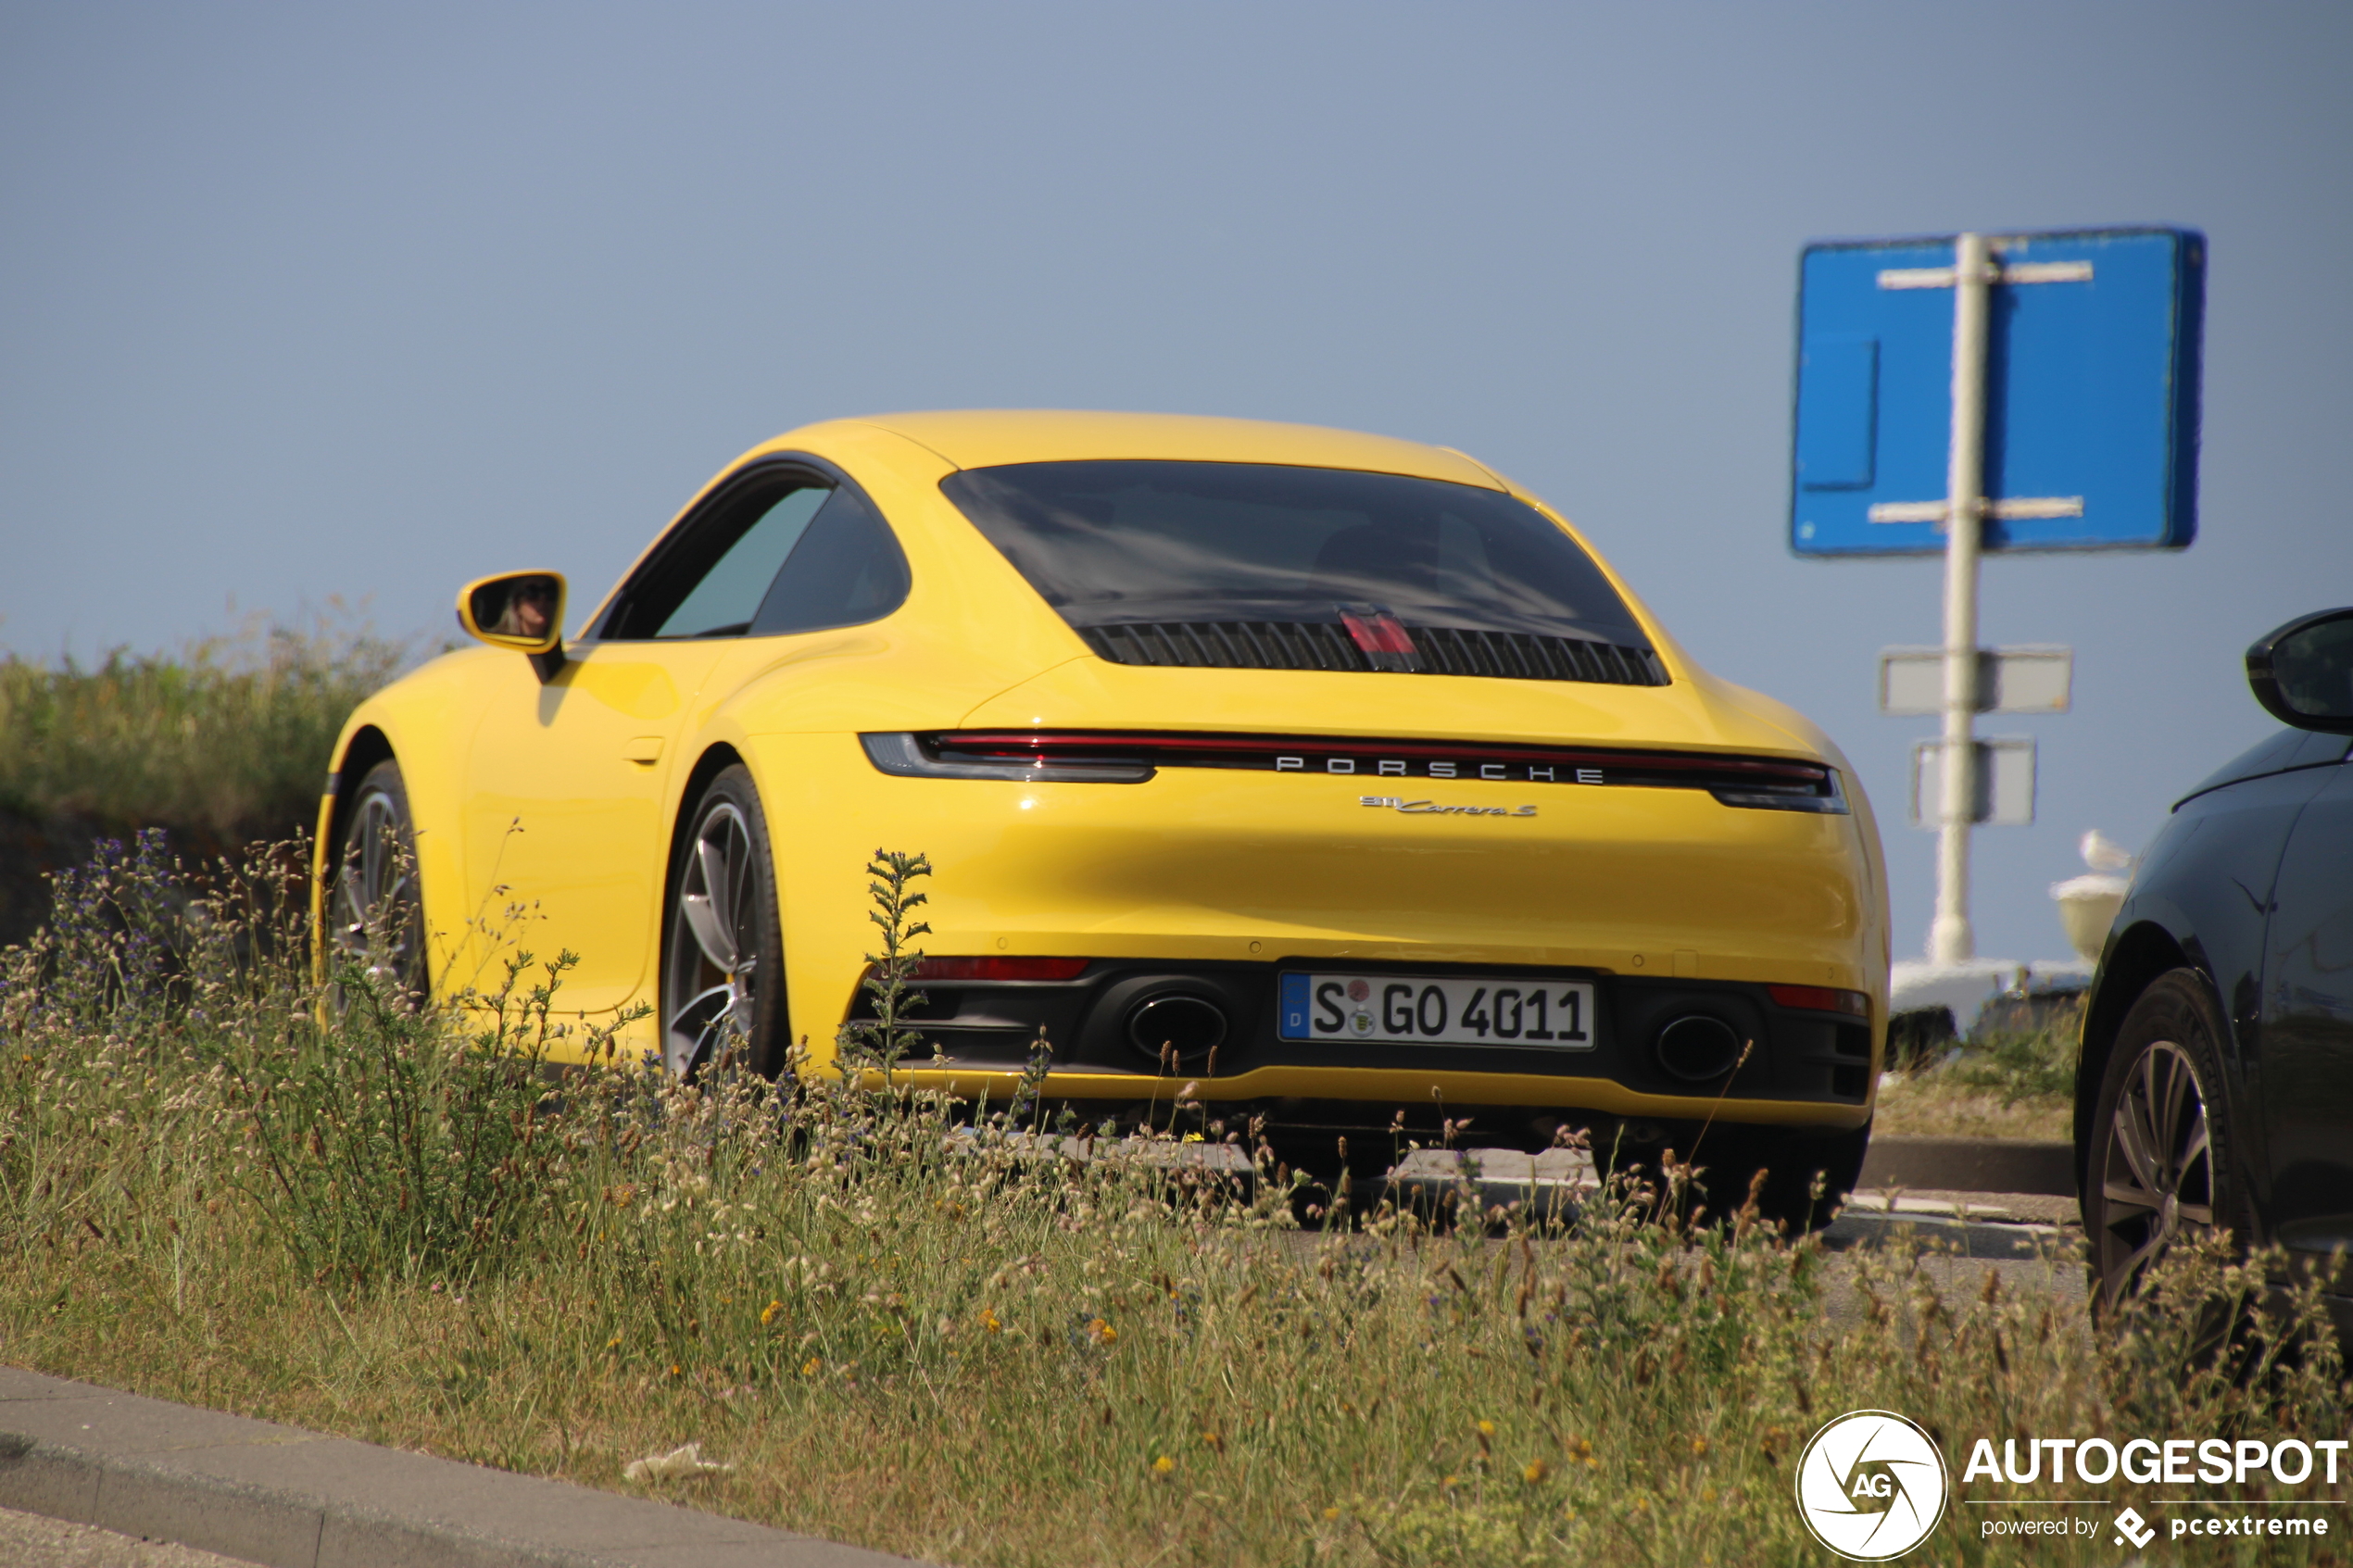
left=938, top=460, right=1646, bottom=645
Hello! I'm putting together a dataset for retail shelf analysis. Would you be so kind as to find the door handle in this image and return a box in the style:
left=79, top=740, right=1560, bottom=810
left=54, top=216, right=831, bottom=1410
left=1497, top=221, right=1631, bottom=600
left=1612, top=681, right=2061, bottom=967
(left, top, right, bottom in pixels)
left=623, top=736, right=663, bottom=765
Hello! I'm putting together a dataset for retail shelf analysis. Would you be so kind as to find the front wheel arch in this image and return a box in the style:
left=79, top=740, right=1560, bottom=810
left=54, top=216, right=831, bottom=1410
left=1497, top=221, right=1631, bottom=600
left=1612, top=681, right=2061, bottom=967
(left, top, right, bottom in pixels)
left=2075, top=922, right=2193, bottom=1184
left=323, top=725, right=395, bottom=877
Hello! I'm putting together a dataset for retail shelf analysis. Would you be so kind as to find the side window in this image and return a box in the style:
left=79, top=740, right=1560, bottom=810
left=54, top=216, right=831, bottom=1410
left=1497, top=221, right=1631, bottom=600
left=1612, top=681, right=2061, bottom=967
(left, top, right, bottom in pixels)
left=599, top=475, right=830, bottom=640
left=652, top=487, right=828, bottom=638
left=749, top=484, right=912, bottom=636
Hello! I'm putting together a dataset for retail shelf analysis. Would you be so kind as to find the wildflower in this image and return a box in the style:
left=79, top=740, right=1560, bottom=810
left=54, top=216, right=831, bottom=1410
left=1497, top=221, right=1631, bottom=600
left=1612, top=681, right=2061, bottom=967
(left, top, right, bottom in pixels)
left=800, top=1356, right=822, bottom=1376
left=1201, top=1430, right=1225, bottom=1454
left=1690, top=1435, right=1709, bottom=1457
left=1322, top=1507, right=1340, bottom=1521
left=980, top=1307, right=1002, bottom=1334
left=605, top=1336, right=623, bottom=1350
left=1087, top=1317, right=1116, bottom=1345
left=1441, top=1474, right=1459, bottom=1490
left=668, top=1363, right=683, bottom=1377
left=1523, top=1459, right=1549, bottom=1484
left=760, top=1299, right=783, bottom=1326
left=1476, top=1419, right=1496, bottom=1436
left=1151, top=1455, right=1176, bottom=1474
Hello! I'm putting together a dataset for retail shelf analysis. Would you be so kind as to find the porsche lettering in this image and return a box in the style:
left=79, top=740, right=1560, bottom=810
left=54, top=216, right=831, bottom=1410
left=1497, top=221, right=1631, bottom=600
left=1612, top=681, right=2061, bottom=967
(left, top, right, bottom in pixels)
left=1278, top=755, right=1606, bottom=784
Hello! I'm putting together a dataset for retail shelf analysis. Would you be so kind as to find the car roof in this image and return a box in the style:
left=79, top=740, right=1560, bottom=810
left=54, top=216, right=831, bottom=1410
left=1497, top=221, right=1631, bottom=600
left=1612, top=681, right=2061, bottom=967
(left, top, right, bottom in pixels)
left=850, top=409, right=1507, bottom=490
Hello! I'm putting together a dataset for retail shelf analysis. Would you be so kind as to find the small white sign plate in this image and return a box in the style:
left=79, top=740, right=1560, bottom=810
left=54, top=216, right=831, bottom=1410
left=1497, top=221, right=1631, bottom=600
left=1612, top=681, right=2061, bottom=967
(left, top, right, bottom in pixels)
left=1910, top=736, right=2037, bottom=827
left=1879, top=646, right=2072, bottom=715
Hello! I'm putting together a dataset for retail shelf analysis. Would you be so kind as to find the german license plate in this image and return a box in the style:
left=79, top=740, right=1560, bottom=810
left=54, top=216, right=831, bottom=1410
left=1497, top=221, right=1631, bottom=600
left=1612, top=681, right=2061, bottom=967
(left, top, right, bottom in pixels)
left=1277, top=973, right=1596, bottom=1049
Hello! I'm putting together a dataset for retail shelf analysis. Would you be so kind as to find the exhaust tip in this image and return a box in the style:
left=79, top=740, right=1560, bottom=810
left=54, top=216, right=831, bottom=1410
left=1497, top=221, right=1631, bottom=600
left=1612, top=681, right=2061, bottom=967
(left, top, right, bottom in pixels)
left=1126, top=993, right=1228, bottom=1061
left=1655, top=1014, right=1743, bottom=1083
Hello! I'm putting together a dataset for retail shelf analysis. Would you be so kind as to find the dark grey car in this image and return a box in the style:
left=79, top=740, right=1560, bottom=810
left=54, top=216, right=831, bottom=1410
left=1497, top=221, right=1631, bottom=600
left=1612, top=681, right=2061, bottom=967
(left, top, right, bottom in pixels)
left=2076, top=607, right=2353, bottom=1317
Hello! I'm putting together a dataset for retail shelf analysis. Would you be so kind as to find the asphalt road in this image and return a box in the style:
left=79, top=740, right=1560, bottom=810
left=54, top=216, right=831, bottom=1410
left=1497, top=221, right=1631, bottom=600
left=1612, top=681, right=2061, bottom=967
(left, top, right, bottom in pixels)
left=1294, top=1147, right=2091, bottom=1317
left=0, top=1507, right=258, bottom=1568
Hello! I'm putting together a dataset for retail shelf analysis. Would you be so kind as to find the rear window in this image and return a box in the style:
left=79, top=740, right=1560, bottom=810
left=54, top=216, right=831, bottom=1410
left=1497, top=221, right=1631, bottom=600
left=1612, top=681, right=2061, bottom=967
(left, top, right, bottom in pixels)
left=938, top=460, right=1647, bottom=646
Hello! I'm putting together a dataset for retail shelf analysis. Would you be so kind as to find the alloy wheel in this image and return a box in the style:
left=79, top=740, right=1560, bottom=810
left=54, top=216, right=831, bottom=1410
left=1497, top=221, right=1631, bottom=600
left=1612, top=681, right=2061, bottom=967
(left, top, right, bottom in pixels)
left=333, top=784, right=423, bottom=997
left=664, top=799, right=760, bottom=1076
left=2095, top=1039, right=2217, bottom=1306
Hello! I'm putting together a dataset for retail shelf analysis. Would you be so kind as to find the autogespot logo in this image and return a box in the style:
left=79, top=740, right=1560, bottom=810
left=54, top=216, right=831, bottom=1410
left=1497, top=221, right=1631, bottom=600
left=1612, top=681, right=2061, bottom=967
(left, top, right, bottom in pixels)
left=1795, top=1411, right=1950, bottom=1561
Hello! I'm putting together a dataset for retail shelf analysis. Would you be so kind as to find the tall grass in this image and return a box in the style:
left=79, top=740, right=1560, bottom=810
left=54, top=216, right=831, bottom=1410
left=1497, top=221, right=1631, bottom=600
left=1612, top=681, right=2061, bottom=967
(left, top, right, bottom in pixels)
left=1, top=843, right=2345, bottom=1566
left=0, top=614, right=409, bottom=847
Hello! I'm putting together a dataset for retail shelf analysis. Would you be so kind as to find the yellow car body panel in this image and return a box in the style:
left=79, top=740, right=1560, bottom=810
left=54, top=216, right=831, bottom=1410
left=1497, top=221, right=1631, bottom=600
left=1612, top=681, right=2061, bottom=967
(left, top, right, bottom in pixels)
left=316, top=409, right=1891, bottom=1141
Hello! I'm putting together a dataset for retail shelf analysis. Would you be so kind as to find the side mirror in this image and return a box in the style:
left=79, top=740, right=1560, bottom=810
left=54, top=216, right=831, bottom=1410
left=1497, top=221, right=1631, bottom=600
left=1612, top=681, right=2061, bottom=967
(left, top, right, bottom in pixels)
left=2246, top=606, right=2353, bottom=734
left=457, top=571, right=569, bottom=678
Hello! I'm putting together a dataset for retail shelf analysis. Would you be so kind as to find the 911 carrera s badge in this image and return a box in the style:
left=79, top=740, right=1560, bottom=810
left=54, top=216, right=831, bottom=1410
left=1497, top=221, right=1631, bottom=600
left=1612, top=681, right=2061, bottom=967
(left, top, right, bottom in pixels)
left=1361, top=796, right=1537, bottom=817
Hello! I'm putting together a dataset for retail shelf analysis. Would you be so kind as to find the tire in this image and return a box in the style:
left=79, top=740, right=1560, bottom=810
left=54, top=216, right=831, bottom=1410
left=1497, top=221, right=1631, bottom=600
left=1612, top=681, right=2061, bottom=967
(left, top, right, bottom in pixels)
left=1696, top=1122, right=1870, bottom=1234
left=2083, top=969, right=2255, bottom=1311
left=1264, top=1133, right=1400, bottom=1214
left=661, top=765, right=786, bottom=1079
left=330, top=759, right=428, bottom=1001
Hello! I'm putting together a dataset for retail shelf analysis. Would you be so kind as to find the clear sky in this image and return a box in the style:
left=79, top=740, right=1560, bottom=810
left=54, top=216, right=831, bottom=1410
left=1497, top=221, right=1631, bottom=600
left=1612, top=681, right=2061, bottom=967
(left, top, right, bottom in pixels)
left=5, top=2, right=2348, bottom=962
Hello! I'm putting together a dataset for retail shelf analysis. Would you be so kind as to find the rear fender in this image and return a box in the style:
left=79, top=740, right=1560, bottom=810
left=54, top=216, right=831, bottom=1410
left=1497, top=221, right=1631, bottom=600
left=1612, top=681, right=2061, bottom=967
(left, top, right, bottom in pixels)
left=2075, top=920, right=2194, bottom=1188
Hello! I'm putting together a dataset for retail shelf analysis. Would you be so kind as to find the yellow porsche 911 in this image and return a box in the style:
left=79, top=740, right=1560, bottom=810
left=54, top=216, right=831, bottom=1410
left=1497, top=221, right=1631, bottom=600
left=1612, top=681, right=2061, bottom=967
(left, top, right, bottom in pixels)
left=315, top=410, right=1890, bottom=1218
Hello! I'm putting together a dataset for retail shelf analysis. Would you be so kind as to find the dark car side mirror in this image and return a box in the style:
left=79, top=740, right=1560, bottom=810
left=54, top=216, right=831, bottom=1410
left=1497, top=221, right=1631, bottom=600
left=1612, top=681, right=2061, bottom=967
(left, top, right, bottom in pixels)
left=2247, top=606, right=2353, bottom=734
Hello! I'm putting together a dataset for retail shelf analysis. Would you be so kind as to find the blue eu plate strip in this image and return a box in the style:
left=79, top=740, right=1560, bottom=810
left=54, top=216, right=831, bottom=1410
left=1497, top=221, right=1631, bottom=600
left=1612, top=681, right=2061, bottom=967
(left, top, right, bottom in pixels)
left=1277, top=972, right=1311, bottom=1039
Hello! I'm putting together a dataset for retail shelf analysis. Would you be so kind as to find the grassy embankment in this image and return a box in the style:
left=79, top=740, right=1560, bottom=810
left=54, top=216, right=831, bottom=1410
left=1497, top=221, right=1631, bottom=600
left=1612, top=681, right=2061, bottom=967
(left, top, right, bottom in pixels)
left=1, top=842, right=2342, bottom=1568
left=0, top=620, right=408, bottom=945
left=1872, top=1005, right=2080, bottom=1142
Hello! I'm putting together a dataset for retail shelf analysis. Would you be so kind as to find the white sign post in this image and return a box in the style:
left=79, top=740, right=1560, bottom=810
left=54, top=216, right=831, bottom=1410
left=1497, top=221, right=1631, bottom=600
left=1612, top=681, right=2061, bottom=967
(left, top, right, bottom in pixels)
left=1884, top=235, right=2093, bottom=961
left=1932, top=232, right=1994, bottom=963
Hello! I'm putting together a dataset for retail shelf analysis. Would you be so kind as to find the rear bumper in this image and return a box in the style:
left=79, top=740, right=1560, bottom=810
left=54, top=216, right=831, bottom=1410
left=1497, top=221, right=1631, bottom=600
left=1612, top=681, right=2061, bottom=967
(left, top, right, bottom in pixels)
left=853, top=955, right=1873, bottom=1134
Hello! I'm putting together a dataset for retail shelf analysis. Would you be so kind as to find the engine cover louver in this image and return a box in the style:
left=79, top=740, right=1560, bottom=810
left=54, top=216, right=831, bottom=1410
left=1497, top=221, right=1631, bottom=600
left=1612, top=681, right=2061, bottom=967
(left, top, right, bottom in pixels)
left=1075, top=621, right=1669, bottom=686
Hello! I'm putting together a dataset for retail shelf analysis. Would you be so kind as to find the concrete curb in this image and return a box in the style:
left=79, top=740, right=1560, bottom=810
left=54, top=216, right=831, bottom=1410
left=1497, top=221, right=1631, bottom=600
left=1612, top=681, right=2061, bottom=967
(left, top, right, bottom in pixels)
left=0, top=1368, right=916, bottom=1568
left=1857, top=1135, right=2075, bottom=1197
left=1825, top=1206, right=2076, bottom=1261
left=1352, top=1140, right=2076, bottom=1212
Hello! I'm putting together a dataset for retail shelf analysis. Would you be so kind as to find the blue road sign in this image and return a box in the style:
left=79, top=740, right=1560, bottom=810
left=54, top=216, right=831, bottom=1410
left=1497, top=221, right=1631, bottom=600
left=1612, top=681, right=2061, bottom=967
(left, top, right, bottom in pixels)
left=1790, top=228, right=2204, bottom=556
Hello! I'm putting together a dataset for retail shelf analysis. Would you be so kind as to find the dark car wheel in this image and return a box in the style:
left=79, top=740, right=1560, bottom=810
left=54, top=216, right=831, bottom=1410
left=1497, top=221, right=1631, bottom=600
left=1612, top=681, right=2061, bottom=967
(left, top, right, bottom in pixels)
left=662, top=765, right=786, bottom=1079
left=2085, top=970, right=2253, bottom=1310
left=1698, top=1122, right=1871, bottom=1233
left=331, top=759, right=427, bottom=1000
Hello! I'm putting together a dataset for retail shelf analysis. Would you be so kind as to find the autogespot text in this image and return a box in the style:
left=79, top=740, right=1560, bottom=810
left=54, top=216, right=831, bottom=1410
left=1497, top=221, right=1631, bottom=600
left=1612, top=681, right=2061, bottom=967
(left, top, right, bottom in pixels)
left=1963, top=1436, right=2348, bottom=1487
left=1964, top=1436, right=2341, bottom=1547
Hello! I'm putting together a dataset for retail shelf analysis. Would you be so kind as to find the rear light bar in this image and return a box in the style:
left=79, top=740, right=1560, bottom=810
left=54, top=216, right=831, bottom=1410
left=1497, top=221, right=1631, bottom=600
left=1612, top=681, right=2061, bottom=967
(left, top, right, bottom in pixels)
left=862, top=730, right=1846, bottom=812
left=861, top=732, right=1150, bottom=784
left=911, top=957, right=1090, bottom=982
left=1766, top=984, right=1871, bottom=1017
